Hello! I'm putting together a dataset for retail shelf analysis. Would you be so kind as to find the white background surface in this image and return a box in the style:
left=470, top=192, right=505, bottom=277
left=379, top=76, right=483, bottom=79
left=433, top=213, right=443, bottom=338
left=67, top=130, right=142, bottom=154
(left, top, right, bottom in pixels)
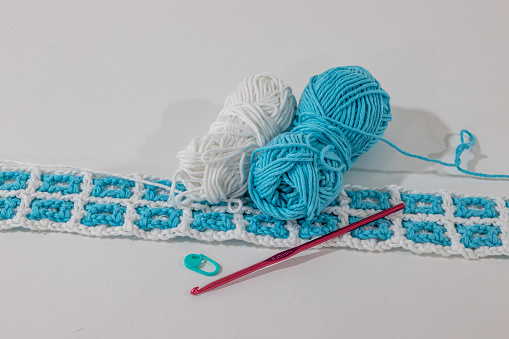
left=2, top=1, right=509, bottom=338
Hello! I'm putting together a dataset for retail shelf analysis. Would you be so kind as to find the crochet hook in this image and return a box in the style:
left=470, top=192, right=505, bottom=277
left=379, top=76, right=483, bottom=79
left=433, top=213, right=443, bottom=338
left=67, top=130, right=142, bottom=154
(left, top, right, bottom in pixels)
left=190, top=202, right=405, bottom=295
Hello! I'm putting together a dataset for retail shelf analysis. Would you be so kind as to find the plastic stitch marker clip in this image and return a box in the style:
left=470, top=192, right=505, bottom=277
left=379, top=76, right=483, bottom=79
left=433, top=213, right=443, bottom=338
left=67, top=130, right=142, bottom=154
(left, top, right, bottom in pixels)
left=184, top=254, right=221, bottom=276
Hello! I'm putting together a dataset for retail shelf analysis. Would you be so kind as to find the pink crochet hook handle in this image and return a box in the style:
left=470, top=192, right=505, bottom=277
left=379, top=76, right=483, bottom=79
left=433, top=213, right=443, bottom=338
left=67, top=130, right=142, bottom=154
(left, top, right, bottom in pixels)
left=190, top=203, right=405, bottom=295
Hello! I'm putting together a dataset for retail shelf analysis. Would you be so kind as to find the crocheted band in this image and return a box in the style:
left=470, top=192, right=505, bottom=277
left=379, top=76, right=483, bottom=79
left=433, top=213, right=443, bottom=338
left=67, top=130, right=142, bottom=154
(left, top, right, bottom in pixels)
left=0, top=163, right=507, bottom=259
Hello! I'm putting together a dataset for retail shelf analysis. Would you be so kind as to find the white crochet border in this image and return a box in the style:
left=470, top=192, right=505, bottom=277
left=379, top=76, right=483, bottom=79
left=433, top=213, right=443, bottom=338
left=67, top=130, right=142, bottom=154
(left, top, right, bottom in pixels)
left=0, top=162, right=508, bottom=259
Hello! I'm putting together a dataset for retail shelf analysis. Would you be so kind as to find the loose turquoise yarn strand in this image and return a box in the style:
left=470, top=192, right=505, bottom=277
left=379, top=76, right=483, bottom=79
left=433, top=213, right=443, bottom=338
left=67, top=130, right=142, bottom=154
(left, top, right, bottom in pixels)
left=311, top=114, right=509, bottom=179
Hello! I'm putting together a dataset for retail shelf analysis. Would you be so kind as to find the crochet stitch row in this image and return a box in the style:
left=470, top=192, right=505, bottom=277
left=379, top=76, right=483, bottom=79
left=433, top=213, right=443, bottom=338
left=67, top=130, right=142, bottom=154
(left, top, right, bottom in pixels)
left=0, top=165, right=507, bottom=259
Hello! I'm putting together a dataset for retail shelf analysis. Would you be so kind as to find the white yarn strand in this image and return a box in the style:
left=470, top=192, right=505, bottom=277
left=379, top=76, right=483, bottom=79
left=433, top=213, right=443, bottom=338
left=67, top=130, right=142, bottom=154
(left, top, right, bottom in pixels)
left=175, top=73, right=297, bottom=204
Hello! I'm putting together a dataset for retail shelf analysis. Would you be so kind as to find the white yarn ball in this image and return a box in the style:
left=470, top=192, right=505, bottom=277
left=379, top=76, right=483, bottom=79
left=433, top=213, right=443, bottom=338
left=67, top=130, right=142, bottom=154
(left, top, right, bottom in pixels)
left=176, top=73, right=297, bottom=204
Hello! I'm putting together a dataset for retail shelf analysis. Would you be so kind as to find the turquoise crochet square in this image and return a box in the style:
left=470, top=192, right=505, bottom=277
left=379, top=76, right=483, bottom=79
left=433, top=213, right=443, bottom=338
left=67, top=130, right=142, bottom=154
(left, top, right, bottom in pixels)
left=299, top=214, right=339, bottom=239
left=401, top=194, right=443, bottom=214
left=81, top=203, right=126, bottom=227
left=347, top=190, right=391, bottom=210
left=349, top=216, right=393, bottom=240
left=453, top=197, right=497, bottom=219
left=244, top=214, right=289, bottom=239
left=27, top=199, right=74, bottom=223
left=136, top=206, right=182, bottom=230
left=0, top=171, right=30, bottom=191
left=92, top=177, right=135, bottom=199
left=144, top=180, right=185, bottom=202
left=455, top=224, right=501, bottom=249
left=0, top=197, right=21, bottom=220
left=191, top=211, right=235, bottom=232
left=402, top=220, right=451, bottom=246
left=38, top=174, right=83, bottom=195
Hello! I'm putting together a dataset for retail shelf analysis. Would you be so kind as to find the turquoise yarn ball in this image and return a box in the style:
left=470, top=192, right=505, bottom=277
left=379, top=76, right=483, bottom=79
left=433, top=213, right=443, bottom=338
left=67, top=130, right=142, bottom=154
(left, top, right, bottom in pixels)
left=248, top=66, right=391, bottom=220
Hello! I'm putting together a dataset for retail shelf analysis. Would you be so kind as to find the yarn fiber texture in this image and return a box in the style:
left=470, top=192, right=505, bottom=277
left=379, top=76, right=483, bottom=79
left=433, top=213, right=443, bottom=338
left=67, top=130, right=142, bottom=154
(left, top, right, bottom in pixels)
left=176, top=74, right=297, bottom=204
left=249, top=66, right=391, bottom=220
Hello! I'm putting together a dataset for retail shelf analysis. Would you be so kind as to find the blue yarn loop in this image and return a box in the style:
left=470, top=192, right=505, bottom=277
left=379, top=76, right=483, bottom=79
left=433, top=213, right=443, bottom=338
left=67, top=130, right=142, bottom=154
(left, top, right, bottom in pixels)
left=313, top=114, right=509, bottom=179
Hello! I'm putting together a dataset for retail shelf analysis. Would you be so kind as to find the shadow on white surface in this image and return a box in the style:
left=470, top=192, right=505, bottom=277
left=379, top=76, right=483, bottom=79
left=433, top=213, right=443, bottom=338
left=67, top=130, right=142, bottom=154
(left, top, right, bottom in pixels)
left=106, top=99, right=222, bottom=177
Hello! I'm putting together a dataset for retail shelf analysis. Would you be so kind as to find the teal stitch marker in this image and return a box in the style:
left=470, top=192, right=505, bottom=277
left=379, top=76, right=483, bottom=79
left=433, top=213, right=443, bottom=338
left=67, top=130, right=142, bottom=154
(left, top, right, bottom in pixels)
left=184, top=254, right=221, bottom=276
